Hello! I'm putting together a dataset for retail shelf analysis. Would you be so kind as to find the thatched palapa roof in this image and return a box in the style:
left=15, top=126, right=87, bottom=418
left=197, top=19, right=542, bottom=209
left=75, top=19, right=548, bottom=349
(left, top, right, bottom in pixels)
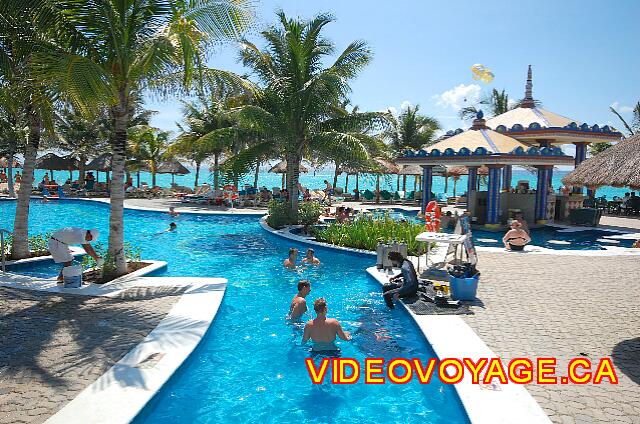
left=35, top=153, right=80, bottom=170
left=398, top=164, right=447, bottom=176
left=562, top=134, right=640, bottom=189
left=157, top=160, right=190, bottom=175
left=269, top=160, right=309, bottom=174
left=85, top=153, right=113, bottom=171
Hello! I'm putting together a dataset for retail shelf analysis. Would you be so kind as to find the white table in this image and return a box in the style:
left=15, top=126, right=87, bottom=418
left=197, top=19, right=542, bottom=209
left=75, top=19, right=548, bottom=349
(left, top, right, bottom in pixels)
left=415, top=232, right=468, bottom=271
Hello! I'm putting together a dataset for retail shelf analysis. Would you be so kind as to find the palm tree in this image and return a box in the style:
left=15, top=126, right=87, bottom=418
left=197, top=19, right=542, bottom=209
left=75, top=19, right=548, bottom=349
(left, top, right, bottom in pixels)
left=0, top=86, right=27, bottom=198
left=610, top=101, right=640, bottom=136
left=0, top=6, right=57, bottom=259
left=22, top=0, right=254, bottom=276
left=129, top=126, right=171, bottom=187
left=459, top=89, right=513, bottom=121
left=56, top=106, right=110, bottom=181
left=232, top=11, right=386, bottom=221
left=171, top=95, right=243, bottom=189
left=384, top=104, right=440, bottom=191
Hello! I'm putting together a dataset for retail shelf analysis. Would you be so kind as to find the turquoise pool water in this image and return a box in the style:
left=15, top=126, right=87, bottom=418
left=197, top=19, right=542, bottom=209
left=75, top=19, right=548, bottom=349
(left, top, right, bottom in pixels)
left=375, top=208, right=635, bottom=251
left=0, top=199, right=470, bottom=424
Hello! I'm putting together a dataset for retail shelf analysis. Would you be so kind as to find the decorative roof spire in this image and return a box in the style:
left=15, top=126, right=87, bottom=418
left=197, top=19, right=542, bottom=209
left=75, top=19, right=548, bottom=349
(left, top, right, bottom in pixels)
left=521, top=65, right=535, bottom=108
left=471, top=110, right=488, bottom=130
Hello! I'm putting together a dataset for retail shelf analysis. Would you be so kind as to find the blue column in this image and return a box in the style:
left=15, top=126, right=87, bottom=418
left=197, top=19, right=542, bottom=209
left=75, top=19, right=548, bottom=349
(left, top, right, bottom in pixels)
left=502, top=165, right=512, bottom=191
left=486, top=166, right=502, bottom=226
left=535, top=166, right=551, bottom=223
left=421, top=165, right=433, bottom=215
left=467, top=167, right=478, bottom=197
left=572, top=142, right=588, bottom=194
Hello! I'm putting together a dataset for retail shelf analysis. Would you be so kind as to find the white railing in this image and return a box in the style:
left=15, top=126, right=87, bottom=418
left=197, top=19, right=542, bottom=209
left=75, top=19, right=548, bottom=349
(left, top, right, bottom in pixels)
left=0, top=228, right=11, bottom=273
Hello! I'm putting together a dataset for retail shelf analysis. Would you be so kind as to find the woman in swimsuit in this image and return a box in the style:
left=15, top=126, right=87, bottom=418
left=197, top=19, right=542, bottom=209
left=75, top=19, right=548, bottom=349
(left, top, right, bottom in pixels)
left=502, top=220, right=531, bottom=251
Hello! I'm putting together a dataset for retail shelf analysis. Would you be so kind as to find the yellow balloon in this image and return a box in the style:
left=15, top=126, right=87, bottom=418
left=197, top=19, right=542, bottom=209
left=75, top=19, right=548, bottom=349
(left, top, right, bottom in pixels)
left=471, top=64, right=494, bottom=84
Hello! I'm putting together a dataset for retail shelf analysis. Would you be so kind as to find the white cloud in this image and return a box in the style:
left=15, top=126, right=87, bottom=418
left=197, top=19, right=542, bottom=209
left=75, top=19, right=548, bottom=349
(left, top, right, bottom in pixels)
left=611, top=101, right=633, bottom=114
left=400, top=100, right=413, bottom=111
left=432, top=84, right=481, bottom=111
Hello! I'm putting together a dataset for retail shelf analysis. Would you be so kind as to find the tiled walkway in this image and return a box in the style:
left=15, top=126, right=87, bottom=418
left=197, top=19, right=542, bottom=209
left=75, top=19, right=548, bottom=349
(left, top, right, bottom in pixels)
left=0, top=286, right=184, bottom=424
left=463, top=252, right=640, bottom=424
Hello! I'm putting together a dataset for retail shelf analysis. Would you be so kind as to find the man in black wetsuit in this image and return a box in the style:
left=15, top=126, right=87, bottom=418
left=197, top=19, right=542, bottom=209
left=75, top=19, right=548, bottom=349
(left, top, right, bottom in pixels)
left=382, top=251, right=419, bottom=309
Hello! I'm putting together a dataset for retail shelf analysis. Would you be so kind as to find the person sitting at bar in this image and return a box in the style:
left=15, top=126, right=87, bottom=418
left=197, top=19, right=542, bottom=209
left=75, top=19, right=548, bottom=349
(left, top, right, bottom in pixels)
left=502, top=220, right=531, bottom=251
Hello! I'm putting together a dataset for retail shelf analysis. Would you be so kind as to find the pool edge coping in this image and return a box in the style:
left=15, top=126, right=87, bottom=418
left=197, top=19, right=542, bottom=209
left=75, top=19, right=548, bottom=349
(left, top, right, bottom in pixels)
left=260, top=217, right=551, bottom=424
left=44, top=276, right=228, bottom=424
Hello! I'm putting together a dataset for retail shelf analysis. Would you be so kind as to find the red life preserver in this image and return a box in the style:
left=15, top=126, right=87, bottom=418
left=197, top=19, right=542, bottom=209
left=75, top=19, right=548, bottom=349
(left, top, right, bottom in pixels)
left=223, top=185, right=238, bottom=200
left=424, top=200, right=441, bottom=232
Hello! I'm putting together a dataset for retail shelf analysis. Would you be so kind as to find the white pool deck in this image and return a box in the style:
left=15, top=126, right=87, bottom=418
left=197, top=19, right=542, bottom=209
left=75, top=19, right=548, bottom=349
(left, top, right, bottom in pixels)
left=0, top=254, right=227, bottom=424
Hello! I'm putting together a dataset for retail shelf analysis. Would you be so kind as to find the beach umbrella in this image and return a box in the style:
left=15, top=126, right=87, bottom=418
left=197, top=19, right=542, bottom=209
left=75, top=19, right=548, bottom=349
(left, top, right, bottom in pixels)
left=85, top=153, right=113, bottom=171
left=269, top=160, right=309, bottom=188
left=35, top=153, right=80, bottom=181
left=562, top=134, right=640, bottom=190
left=157, top=160, right=191, bottom=184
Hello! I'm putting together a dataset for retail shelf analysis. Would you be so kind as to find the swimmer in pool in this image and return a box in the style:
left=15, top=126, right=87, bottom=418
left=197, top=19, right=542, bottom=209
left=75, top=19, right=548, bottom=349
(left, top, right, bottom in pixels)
left=167, top=207, right=180, bottom=217
left=157, top=222, right=177, bottom=234
left=288, top=280, right=311, bottom=320
left=301, top=248, right=320, bottom=265
left=502, top=220, right=530, bottom=251
left=283, top=247, right=298, bottom=269
left=302, top=298, right=351, bottom=352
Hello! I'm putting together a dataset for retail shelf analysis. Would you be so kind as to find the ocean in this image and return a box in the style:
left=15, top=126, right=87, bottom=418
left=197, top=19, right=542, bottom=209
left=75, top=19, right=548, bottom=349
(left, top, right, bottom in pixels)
left=15, top=167, right=629, bottom=200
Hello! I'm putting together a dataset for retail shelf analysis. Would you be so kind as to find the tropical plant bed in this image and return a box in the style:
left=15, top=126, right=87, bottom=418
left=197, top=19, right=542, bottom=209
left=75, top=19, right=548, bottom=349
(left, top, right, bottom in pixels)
left=82, top=261, right=152, bottom=284
left=314, top=215, right=433, bottom=256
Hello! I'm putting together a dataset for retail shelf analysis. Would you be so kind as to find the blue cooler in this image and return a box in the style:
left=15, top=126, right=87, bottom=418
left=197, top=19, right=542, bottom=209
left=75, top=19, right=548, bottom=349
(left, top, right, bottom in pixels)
left=62, top=265, right=83, bottom=288
left=448, top=273, right=479, bottom=301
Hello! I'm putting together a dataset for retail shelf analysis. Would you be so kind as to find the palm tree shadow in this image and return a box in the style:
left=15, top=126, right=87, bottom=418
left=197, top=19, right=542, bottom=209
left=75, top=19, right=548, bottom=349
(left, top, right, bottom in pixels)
left=611, top=337, right=640, bottom=384
left=0, top=285, right=186, bottom=395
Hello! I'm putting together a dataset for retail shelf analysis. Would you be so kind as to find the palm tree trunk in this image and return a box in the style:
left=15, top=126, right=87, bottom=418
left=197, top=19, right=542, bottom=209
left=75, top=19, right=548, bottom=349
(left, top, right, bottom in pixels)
left=333, top=164, right=340, bottom=188
left=108, top=94, right=129, bottom=277
left=136, top=171, right=141, bottom=188
left=396, top=174, right=400, bottom=191
left=151, top=170, right=157, bottom=187
left=402, top=175, right=407, bottom=191
left=79, top=155, right=87, bottom=182
left=355, top=173, right=359, bottom=194
left=285, top=149, right=302, bottom=223
left=345, top=174, right=349, bottom=192
left=376, top=175, right=381, bottom=204
left=7, top=152, right=15, bottom=198
left=194, top=160, right=201, bottom=188
left=444, top=176, right=449, bottom=193
left=11, top=105, right=40, bottom=259
left=253, top=160, right=260, bottom=188
left=213, top=153, right=219, bottom=189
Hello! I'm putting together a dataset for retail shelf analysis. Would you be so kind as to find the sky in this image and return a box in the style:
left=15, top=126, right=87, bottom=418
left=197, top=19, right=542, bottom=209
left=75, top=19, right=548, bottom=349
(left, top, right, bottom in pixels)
left=145, top=0, right=640, bottom=145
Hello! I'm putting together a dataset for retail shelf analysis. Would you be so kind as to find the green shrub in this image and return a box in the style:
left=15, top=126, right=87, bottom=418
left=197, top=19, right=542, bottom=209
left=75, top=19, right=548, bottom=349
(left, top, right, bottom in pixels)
left=298, top=201, right=323, bottom=233
left=315, top=214, right=430, bottom=256
left=1, top=232, right=52, bottom=258
left=82, top=242, right=142, bottom=276
left=266, top=200, right=292, bottom=229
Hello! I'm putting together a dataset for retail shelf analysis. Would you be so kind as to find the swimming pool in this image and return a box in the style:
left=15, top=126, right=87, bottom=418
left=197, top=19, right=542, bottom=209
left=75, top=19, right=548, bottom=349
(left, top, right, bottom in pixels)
left=371, top=208, right=635, bottom=251
left=0, top=199, right=470, bottom=423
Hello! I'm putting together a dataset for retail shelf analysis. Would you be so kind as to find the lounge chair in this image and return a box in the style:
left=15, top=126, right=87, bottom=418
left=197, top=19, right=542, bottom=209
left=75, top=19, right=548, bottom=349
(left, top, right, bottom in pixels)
left=402, top=191, right=415, bottom=205
left=394, top=190, right=405, bottom=204
left=361, top=189, right=375, bottom=204
left=379, top=190, right=392, bottom=204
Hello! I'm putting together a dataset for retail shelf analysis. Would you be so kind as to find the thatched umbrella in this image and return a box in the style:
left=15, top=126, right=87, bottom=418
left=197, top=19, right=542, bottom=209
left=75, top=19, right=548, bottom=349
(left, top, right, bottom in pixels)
left=85, top=153, right=113, bottom=183
left=563, top=134, right=640, bottom=190
left=269, top=160, right=309, bottom=188
left=399, top=164, right=447, bottom=192
left=444, top=165, right=489, bottom=197
left=157, top=160, right=191, bottom=184
left=35, top=153, right=80, bottom=181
